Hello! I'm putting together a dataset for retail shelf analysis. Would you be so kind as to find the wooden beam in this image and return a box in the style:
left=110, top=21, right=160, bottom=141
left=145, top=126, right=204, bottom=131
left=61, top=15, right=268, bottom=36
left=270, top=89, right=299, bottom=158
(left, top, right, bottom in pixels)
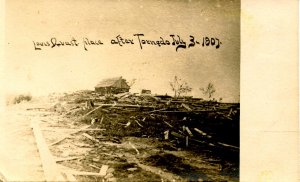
left=99, top=165, right=109, bottom=176
left=50, top=125, right=91, bottom=146
left=181, top=103, right=192, bottom=111
left=82, top=105, right=103, bottom=117
left=31, top=122, right=65, bottom=181
left=185, top=127, right=193, bottom=137
left=217, top=142, right=239, bottom=150
left=55, top=157, right=81, bottom=162
left=94, top=103, right=155, bottom=108
left=164, top=121, right=173, bottom=128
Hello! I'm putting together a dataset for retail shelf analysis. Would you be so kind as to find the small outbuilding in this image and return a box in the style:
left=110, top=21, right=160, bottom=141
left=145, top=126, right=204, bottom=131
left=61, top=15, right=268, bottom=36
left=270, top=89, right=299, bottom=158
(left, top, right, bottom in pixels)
left=95, top=76, right=130, bottom=95
left=141, top=89, right=151, bottom=95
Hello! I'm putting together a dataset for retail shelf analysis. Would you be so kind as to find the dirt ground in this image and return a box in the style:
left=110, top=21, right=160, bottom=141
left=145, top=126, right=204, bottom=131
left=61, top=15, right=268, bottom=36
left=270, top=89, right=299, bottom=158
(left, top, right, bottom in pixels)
left=1, top=93, right=239, bottom=182
left=0, top=106, right=45, bottom=181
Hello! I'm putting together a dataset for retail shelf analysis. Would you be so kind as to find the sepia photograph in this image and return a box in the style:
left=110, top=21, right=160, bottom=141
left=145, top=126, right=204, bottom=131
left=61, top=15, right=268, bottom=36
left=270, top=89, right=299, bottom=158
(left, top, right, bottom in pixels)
left=1, top=0, right=241, bottom=181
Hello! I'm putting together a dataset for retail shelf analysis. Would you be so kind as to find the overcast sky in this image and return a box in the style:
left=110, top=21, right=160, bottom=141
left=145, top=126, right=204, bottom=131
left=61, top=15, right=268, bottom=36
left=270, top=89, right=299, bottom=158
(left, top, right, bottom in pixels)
left=5, top=0, right=240, bottom=102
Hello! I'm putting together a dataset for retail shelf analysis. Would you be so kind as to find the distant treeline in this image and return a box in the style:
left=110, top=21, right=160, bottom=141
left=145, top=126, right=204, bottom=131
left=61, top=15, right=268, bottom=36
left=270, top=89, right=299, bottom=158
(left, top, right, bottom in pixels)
left=6, top=94, right=32, bottom=105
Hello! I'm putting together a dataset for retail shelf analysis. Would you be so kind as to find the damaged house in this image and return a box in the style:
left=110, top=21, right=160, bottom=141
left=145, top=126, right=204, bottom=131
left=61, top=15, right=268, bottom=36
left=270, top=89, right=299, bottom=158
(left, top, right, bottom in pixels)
left=95, top=76, right=130, bottom=95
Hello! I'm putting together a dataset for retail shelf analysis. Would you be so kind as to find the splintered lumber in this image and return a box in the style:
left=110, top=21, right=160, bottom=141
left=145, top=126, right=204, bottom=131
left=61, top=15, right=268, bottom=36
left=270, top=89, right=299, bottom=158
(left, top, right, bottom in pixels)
left=181, top=103, right=192, bottom=111
left=147, top=108, right=167, bottom=113
left=185, top=127, right=193, bottom=137
left=135, top=120, right=143, bottom=127
left=125, top=122, right=131, bottom=127
left=99, top=165, right=109, bottom=176
left=94, top=103, right=155, bottom=109
left=171, top=131, right=185, bottom=139
left=50, top=136, right=72, bottom=146
left=194, top=128, right=212, bottom=138
left=55, top=156, right=81, bottom=162
left=194, top=128, right=207, bottom=136
left=83, top=105, right=103, bottom=117
left=31, top=122, right=65, bottom=181
left=164, top=130, right=169, bottom=140
left=89, top=164, right=101, bottom=170
left=50, top=125, right=91, bottom=146
left=217, top=142, right=239, bottom=150
left=100, top=116, right=104, bottom=124
left=115, top=92, right=130, bottom=98
left=228, top=108, right=233, bottom=116
left=172, top=129, right=238, bottom=150
left=164, top=121, right=173, bottom=128
left=82, top=133, right=99, bottom=143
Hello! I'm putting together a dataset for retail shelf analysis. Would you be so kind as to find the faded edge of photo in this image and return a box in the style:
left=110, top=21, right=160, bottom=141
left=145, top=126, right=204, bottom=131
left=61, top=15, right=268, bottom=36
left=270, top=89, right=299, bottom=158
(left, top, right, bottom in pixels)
left=241, top=0, right=299, bottom=181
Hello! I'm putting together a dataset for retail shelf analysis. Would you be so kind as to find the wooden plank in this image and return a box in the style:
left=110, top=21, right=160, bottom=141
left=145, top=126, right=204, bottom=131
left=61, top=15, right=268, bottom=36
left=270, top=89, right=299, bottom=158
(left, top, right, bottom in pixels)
left=194, top=128, right=207, bottom=136
left=170, top=131, right=185, bottom=139
left=99, top=165, right=109, bottom=176
left=181, top=103, right=192, bottom=111
left=89, top=164, right=101, bottom=170
left=55, top=157, right=81, bottom=162
left=99, top=116, right=104, bottom=124
left=164, top=130, right=169, bottom=140
left=185, top=127, right=193, bottom=137
left=217, top=142, right=239, bottom=150
left=31, top=122, right=65, bottom=182
left=94, top=103, right=155, bottom=108
left=50, top=136, right=71, bottom=146
left=50, top=125, right=91, bottom=146
left=194, top=128, right=212, bottom=138
left=135, top=120, right=143, bottom=127
left=82, top=105, right=103, bottom=117
left=163, top=121, right=173, bottom=128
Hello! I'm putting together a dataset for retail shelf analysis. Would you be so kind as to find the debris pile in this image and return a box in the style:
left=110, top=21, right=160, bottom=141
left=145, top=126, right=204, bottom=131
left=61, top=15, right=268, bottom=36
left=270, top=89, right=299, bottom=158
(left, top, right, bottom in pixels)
left=55, top=91, right=239, bottom=150
left=25, top=91, right=240, bottom=181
